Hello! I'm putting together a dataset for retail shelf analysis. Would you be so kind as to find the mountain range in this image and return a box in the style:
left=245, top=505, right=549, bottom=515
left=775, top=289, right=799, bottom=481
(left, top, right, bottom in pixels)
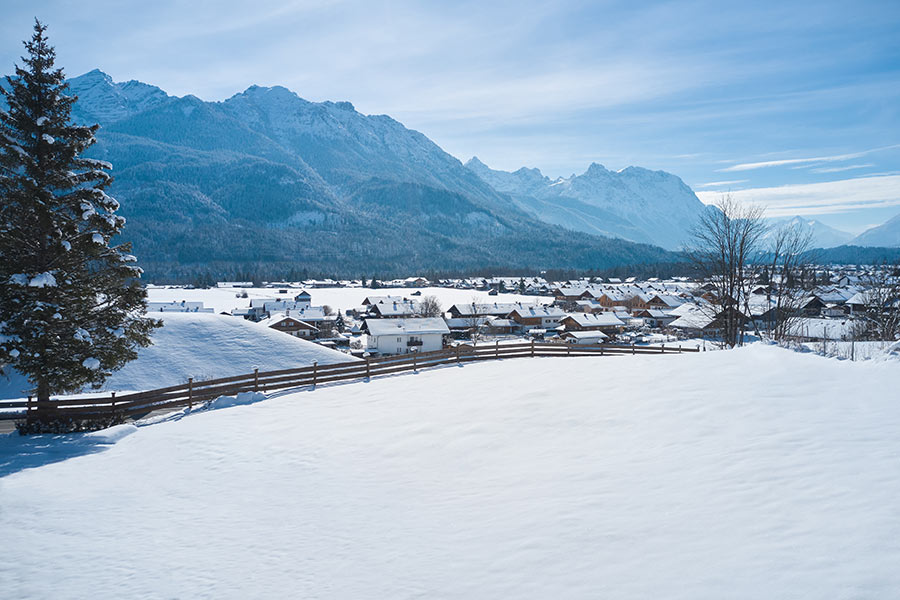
left=47, top=69, right=692, bottom=279
left=8, top=69, right=896, bottom=278
left=465, top=157, right=710, bottom=250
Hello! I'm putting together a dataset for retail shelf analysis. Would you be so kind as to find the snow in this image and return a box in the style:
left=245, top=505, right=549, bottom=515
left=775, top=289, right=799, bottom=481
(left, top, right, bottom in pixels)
left=81, top=358, right=100, bottom=370
left=2, top=344, right=900, bottom=598
left=91, top=233, right=104, bottom=244
left=147, top=286, right=553, bottom=314
left=60, top=240, right=71, bottom=251
left=27, top=272, right=57, bottom=288
left=0, top=312, right=355, bottom=400
left=35, top=116, right=48, bottom=126
left=41, top=134, right=54, bottom=144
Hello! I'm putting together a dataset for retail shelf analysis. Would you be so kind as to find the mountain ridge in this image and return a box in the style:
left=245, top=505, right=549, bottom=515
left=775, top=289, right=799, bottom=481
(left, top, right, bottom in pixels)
left=46, top=70, right=681, bottom=278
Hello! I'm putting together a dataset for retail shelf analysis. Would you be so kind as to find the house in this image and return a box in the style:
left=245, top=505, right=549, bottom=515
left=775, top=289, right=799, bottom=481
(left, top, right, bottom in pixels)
left=258, top=312, right=319, bottom=339
left=447, top=302, right=527, bottom=319
left=293, top=291, right=312, bottom=308
left=632, top=309, right=677, bottom=329
left=364, top=317, right=450, bottom=355
left=560, top=330, right=608, bottom=345
left=508, top=306, right=566, bottom=330
left=559, top=313, right=625, bottom=334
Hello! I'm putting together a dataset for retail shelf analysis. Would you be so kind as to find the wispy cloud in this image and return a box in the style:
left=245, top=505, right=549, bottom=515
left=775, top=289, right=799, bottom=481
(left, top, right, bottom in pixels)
left=718, top=145, right=900, bottom=172
left=810, top=163, right=874, bottom=173
left=696, top=175, right=900, bottom=217
left=694, top=179, right=749, bottom=188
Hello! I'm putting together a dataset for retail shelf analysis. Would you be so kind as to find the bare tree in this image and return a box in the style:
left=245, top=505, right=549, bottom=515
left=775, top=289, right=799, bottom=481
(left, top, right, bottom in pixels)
left=687, top=195, right=767, bottom=347
left=765, top=222, right=815, bottom=341
left=463, top=296, right=487, bottom=341
left=416, top=295, right=444, bottom=318
left=858, top=264, right=900, bottom=341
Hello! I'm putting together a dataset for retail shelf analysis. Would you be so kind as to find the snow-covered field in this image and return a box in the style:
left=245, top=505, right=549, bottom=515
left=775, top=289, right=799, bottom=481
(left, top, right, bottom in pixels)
left=0, top=312, right=354, bottom=400
left=2, top=344, right=900, bottom=598
left=147, top=285, right=553, bottom=313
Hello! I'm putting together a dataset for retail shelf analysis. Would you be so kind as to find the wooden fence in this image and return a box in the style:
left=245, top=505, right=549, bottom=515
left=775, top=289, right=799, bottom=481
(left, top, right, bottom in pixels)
left=0, top=341, right=698, bottom=423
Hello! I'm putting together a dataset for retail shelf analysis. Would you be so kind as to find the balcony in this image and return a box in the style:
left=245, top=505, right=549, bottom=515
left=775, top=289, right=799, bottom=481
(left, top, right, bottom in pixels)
left=407, top=339, right=423, bottom=347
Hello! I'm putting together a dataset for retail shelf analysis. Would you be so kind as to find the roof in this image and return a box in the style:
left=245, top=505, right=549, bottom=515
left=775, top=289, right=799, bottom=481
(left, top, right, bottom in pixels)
left=562, top=330, right=609, bottom=341
left=370, top=301, right=420, bottom=317
left=365, top=317, right=450, bottom=336
left=509, top=306, right=566, bottom=319
left=563, top=313, right=625, bottom=327
left=449, top=302, right=529, bottom=316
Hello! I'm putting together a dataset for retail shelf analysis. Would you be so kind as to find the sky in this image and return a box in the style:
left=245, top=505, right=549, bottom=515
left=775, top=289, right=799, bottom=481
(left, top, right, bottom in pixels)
left=2, top=0, right=899, bottom=234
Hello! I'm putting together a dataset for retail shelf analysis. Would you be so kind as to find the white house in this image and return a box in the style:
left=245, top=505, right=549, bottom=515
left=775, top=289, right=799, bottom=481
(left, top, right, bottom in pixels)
left=365, top=317, right=450, bottom=355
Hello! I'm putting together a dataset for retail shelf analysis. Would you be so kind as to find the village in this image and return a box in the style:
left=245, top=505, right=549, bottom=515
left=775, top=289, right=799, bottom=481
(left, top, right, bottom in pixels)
left=143, top=265, right=898, bottom=358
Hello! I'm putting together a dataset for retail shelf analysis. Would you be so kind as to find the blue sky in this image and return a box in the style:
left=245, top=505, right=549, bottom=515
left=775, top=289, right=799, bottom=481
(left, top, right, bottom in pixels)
left=3, top=0, right=899, bottom=234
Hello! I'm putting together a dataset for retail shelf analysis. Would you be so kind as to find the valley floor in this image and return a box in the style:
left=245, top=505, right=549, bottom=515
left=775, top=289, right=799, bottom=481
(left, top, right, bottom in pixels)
left=1, top=345, right=899, bottom=599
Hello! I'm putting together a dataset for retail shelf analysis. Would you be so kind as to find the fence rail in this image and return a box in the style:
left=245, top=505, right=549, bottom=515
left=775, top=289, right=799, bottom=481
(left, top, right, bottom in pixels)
left=0, top=341, right=698, bottom=423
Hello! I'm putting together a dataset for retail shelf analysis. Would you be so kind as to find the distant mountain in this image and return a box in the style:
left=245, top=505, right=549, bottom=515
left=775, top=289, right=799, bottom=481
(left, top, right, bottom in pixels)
left=466, top=157, right=709, bottom=250
left=31, top=70, right=679, bottom=279
left=851, top=212, right=900, bottom=248
left=768, top=216, right=854, bottom=249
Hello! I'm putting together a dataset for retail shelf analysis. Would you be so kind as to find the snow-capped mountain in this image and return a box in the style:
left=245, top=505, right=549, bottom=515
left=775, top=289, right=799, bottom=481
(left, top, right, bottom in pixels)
left=44, top=70, right=678, bottom=277
left=68, top=69, right=170, bottom=125
left=466, top=157, right=709, bottom=250
left=851, top=212, right=900, bottom=247
left=767, top=216, right=854, bottom=249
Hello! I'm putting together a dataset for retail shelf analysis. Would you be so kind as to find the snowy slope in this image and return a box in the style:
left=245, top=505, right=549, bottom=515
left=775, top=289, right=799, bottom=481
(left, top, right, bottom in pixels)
left=2, top=345, right=900, bottom=598
left=0, top=312, right=354, bottom=399
left=851, top=211, right=900, bottom=247
left=466, top=157, right=709, bottom=250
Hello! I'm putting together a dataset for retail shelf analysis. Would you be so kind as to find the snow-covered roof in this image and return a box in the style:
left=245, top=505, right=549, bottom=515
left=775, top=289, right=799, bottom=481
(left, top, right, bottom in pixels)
left=509, top=306, right=565, bottom=318
left=562, top=330, right=608, bottom=341
left=563, top=313, right=625, bottom=327
left=365, top=318, right=450, bottom=336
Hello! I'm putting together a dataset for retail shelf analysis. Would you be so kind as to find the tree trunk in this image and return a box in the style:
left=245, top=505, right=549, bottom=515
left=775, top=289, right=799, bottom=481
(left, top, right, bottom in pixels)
left=37, top=380, right=50, bottom=403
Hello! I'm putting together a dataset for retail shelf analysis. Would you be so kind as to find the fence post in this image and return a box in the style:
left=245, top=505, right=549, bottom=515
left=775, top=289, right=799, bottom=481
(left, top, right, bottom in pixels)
left=632, top=343, right=635, bottom=355
left=531, top=339, right=535, bottom=358
left=678, top=344, right=682, bottom=354
left=456, top=344, right=461, bottom=365
left=413, top=352, right=417, bottom=373
left=27, top=395, right=32, bottom=418
left=254, top=367, right=259, bottom=392
left=312, top=361, right=318, bottom=388
left=661, top=343, right=665, bottom=353
left=495, top=340, right=499, bottom=360
left=366, top=357, right=371, bottom=380
left=567, top=343, right=571, bottom=356
left=110, top=391, right=116, bottom=411
left=188, top=377, right=193, bottom=409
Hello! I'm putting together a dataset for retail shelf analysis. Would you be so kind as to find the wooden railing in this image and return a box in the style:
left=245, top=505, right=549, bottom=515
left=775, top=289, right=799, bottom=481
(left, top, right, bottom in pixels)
left=0, top=341, right=698, bottom=423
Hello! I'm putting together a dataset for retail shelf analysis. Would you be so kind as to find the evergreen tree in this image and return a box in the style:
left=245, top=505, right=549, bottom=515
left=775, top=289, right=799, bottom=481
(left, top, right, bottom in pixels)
left=0, top=21, right=160, bottom=403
